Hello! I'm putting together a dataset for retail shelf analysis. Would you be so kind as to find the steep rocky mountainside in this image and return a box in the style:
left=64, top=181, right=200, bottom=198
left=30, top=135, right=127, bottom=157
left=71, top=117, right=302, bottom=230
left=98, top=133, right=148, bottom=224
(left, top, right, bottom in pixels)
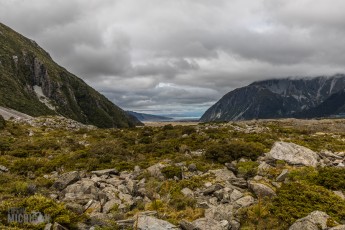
left=0, top=22, right=142, bottom=128
left=200, top=75, right=345, bottom=122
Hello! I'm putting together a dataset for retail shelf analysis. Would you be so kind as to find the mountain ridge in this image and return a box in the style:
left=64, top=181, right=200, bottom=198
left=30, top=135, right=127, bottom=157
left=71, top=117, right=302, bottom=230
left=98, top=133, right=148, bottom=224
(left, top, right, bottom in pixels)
left=0, top=22, right=142, bottom=128
left=200, top=75, right=345, bottom=121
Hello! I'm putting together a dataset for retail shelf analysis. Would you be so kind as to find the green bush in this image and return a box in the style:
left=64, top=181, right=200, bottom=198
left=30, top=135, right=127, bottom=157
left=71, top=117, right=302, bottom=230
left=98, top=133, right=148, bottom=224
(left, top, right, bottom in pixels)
left=237, top=161, right=259, bottom=179
left=271, top=182, right=345, bottom=225
left=20, top=195, right=80, bottom=227
left=205, top=141, right=265, bottom=163
left=0, top=115, right=5, bottom=129
left=314, top=167, right=345, bottom=192
left=162, top=166, right=182, bottom=179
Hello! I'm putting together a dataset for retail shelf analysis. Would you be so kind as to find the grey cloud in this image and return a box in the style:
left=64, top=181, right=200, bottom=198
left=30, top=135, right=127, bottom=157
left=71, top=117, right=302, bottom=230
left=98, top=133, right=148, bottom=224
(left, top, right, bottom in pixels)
left=1, top=0, right=345, bottom=116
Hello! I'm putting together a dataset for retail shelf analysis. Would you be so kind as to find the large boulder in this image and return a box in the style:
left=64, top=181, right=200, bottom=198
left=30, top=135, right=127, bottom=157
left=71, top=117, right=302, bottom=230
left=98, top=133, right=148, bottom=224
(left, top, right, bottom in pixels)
left=205, top=204, right=234, bottom=222
left=52, top=171, right=81, bottom=191
left=289, top=211, right=330, bottom=230
left=248, top=181, right=276, bottom=198
left=135, top=215, right=177, bottom=230
left=267, top=142, right=319, bottom=167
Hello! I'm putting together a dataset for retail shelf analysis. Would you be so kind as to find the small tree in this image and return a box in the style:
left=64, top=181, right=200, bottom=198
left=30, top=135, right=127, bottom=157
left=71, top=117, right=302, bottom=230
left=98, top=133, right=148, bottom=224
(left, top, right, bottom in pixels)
left=0, top=115, right=5, bottom=129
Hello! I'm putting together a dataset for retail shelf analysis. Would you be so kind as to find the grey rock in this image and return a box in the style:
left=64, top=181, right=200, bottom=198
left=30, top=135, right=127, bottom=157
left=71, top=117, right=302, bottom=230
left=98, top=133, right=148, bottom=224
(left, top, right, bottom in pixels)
left=188, top=163, right=197, bottom=172
left=52, top=222, right=68, bottom=230
left=117, top=219, right=135, bottom=228
left=289, top=211, right=330, bottom=230
left=180, top=220, right=200, bottom=230
left=257, top=162, right=273, bottom=176
left=230, top=189, right=243, bottom=202
left=135, top=215, right=177, bottom=230
left=235, top=195, right=255, bottom=208
left=209, top=168, right=236, bottom=182
left=181, top=187, right=194, bottom=197
left=44, top=223, right=52, bottom=230
left=229, top=178, right=248, bottom=189
left=276, top=169, right=289, bottom=182
left=147, top=163, right=165, bottom=179
left=91, top=168, right=118, bottom=177
left=329, top=225, right=345, bottom=230
left=103, top=199, right=121, bottom=214
left=0, top=165, right=9, bottom=172
left=89, top=213, right=110, bottom=226
left=320, top=150, right=343, bottom=159
left=65, top=202, right=84, bottom=215
left=52, top=171, right=80, bottom=190
left=267, top=142, right=319, bottom=167
left=230, top=220, right=241, bottom=230
left=333, top=191, right=345, bottom=200
left=225, top=162, right=238, bottom=174
left=203, top=184, right=223, bottom=195
left=62, top=179, right=100, bottom=200
left=248, top=181, right=276, bottom=198
left=192, top=218, right=227, bottom=230
left=205, top=204, right=234, bottom=222
left=119, top=192, right=134, bottom=206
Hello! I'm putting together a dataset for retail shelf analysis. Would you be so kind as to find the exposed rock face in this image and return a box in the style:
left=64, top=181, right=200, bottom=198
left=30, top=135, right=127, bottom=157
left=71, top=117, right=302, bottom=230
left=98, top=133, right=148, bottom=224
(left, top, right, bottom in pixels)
left=0, top=22, right=142, bottom=128
left=289, top=211, right=330, bottom=230
left=200, top=75, right=345, bottom=122
left=267, top=142, right=319, bottom=167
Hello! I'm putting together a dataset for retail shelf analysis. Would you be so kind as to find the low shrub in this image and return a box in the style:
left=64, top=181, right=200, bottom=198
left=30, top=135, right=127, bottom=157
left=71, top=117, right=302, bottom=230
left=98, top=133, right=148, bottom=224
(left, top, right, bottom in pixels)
left=205, top=141, right=265, bottom=163
left=313, top=167, right=345, bottom=192
left=271, top=182, right=345, bottom=225
left=237, top=161, right=259, bottom=179
left=161, top=166, right=182, bottom=179
left=0, top=115, right=5, bottom=129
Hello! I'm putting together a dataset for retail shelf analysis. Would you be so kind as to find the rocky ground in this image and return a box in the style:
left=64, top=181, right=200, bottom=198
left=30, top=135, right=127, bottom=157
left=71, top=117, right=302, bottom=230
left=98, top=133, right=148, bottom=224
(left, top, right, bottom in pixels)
left=0, top=117, right=344, bottom=229
left=42, top=141, right=345, bottom=230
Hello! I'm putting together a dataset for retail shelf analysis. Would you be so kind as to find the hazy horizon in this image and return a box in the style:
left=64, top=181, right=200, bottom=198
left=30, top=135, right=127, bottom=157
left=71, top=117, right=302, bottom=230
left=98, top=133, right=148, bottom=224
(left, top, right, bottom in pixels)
left=2, top=0, right=345, bottom=117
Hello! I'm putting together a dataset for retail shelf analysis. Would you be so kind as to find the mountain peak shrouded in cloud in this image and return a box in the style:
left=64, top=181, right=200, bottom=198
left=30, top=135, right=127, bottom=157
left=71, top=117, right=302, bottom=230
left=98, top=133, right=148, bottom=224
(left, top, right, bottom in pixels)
left=2, top=0, right=345, bottom=117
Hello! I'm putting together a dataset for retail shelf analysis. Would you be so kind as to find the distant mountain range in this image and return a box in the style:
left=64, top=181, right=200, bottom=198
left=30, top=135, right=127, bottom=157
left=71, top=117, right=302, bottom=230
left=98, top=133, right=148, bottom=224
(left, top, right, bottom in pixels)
left=201, top=75, right=345, bottom=122
left=0, top=22, right=142, bottom=128
left=126, top=111, right=173, bottom=122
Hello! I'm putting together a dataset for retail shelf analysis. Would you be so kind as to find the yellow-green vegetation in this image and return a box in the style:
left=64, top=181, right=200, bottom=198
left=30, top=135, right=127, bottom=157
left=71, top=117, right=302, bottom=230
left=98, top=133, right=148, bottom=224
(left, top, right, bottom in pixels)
left=236, top=161, right=259, bottom=179
left=0, top=119, right=345, bottom=229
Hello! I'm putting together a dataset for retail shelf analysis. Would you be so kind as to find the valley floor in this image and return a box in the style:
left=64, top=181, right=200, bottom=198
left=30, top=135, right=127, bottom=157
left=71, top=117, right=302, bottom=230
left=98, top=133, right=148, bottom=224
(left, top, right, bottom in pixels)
left=0, top=117, right=344, bottom=230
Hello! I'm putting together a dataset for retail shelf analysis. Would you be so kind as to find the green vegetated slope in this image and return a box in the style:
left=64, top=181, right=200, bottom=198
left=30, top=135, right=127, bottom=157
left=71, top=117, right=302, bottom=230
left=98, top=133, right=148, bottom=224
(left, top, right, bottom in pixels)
left=0, top=22, right=142, bottom=128
left=0, top=119, right=344, bottom=229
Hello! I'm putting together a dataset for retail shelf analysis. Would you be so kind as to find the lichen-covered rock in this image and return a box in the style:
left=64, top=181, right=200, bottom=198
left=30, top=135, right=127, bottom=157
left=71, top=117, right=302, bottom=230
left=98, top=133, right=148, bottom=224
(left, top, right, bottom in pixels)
left=248, top=181, right=276, bottom=198
left=288, top=211, right=330, bottom=230
left=135, top=215, right=177, bottom=230
left=192, top=218, right=228, bottom=230
left=52, top=171, right=81, bottom=191
left=267, top=142, right=319, bottom=167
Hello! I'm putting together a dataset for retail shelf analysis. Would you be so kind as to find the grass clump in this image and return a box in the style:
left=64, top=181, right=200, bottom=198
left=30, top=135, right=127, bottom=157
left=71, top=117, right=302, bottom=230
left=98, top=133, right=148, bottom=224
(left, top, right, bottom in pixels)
left=237, top=161, right=259, bottom=179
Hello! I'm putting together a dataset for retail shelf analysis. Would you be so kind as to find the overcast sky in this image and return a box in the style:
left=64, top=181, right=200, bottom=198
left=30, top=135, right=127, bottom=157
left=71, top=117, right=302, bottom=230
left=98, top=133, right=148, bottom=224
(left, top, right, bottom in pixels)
left=1, top=0, right=345, bottom=117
